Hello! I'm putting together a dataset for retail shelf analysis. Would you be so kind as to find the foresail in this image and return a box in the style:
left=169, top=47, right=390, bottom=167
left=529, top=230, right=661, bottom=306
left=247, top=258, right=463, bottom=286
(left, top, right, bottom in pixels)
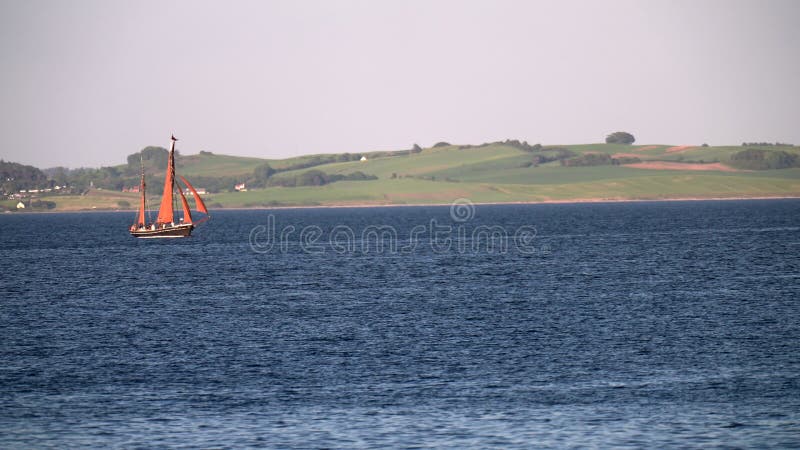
left=180, top=175, right=209, bottom=215
left=178, top=188, right=193, bottom=225
left=137, top=175, right=146, bottom=227
left=156, top=138, right=177, bottom=224
left=137, top=191, right=146, bottom=226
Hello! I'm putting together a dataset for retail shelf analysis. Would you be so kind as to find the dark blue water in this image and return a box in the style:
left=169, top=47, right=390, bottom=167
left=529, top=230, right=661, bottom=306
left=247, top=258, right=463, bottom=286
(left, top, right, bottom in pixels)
left=1, top=200, right=799, bottom=448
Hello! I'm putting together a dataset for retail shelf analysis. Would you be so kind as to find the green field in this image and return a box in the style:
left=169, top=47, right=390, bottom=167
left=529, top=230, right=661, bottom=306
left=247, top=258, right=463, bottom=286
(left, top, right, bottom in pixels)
left=22, top=142, right=800, bottom=211
left=174, top=152, right=351, bottom=177
left=176, top=153, right=269, bottom=177
left=199, top=173, right=800, bottom=208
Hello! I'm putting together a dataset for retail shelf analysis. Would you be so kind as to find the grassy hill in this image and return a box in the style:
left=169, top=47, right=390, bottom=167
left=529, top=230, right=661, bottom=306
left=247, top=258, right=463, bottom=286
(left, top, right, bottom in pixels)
left=175, top=153, right=268, bottom=177
left=25, top=142, right=800, bottom=211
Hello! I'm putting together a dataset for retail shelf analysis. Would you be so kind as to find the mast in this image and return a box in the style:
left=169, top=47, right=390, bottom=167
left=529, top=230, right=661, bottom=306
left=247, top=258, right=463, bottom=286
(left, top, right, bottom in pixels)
left=156, top=135, right=177, bottom=224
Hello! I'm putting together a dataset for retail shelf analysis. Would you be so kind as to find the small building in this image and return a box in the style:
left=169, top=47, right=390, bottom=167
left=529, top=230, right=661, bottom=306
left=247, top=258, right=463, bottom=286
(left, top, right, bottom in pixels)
left=235, top=183, right=247, bottom=192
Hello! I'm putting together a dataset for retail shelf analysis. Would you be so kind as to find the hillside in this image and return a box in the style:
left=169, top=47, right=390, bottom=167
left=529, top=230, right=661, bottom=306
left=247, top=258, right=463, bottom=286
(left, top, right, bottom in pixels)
left=6, top=142, right=800, bottom=211
left=179, top=142, right=800, bottom=207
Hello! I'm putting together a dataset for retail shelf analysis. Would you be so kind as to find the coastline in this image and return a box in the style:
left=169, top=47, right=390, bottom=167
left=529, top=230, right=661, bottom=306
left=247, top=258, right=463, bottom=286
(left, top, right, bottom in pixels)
left=6, top=194, right=800, bottom=214
left=245, top=195, right=800, bottom=211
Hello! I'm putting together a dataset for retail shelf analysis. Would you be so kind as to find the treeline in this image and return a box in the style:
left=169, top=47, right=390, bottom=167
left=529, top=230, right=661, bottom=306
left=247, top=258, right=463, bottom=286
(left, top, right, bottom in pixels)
left=560, top=153, right=641, bottom=167
left=126, top=146, right=175, bottom=172
left=3, top=140, right=442, bottom=196
left=1, top=148, right=182, bottom=195
left=458, top=139, right=543, bottom=152
left=34, top=165, right=141, bottom=194
left=64, top=166, right=138, bottom=192
left=279, top=153, right=363, bottom=172
left=741, top=142, right=794, bottom=147
left=39, top=146, right=179, bottom=193
left=265, top=170, right=377, bottom=187
left=121, top=147, right=377, bottom=193
left=29, top=199, right=56, bottom=210
left=502, top=139, right=543, bottom=153
left=0, top=160, right=49, bottom=194
left=224, top=144, right=425, bottom=190
left=458, top=140, right=643, bottom=168
left=729, top=149, right=800, bottom=170
left=272, top=144, right=427, bottom=172
left=66, top=143, right=383, bottom=193
left=176, top=167, right=376, bottom=192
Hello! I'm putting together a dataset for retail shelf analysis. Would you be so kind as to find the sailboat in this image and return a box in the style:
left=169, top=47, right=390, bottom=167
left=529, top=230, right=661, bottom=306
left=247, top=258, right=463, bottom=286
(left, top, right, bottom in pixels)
left=130, top=135, right=210, bottom=238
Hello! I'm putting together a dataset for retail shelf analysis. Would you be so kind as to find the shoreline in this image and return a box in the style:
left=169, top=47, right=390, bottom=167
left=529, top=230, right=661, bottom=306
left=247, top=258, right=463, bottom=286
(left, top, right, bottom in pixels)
left=244, top=195, right=800, bottom=211
left=6, top=195, right=800, bottom=214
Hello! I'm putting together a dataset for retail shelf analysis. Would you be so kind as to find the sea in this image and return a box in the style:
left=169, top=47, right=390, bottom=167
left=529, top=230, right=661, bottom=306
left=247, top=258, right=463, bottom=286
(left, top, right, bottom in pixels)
left=1, top=199, right=799, bottom=448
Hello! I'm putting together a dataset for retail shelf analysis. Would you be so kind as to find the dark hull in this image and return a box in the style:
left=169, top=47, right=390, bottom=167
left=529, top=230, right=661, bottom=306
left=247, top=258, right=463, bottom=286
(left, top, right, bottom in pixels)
left=130, top=224, right=193, bottom=238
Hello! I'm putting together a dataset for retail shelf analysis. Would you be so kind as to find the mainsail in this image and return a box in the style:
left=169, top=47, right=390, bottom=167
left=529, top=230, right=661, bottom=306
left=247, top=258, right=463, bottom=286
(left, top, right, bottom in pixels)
left=156, top=135, right=178, bottom=224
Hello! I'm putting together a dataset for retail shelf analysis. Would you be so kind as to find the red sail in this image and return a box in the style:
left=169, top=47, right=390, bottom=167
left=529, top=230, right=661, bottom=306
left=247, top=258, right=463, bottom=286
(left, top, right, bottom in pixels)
left=180, top=175, right=209, bottom=215
left=156, top=137, right=177, bottom=224
left=136, top=169, right=146, bottom=227
left=178, top=187, right=193, bottom=225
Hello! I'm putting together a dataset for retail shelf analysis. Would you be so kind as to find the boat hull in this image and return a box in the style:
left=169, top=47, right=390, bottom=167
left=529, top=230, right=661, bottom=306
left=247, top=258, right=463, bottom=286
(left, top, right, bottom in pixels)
left=131, top=224, right=193, bottom=238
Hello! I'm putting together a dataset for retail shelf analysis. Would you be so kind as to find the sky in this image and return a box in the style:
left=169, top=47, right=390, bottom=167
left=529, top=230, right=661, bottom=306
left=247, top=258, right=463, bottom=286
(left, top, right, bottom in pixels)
left=1, top=0, right=798, bottom=168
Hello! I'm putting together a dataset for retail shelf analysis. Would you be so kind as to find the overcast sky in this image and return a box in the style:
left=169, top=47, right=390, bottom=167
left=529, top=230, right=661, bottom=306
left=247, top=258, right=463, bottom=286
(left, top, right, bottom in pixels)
left=1, top=0, right=798, bottom=168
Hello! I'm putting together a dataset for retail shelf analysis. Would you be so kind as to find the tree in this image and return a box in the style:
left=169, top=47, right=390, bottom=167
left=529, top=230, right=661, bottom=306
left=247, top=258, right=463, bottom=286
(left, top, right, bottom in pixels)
left=729, top=149, right=799, bottom=170
left=253, top=163, right=275, bottom=181
left=297, top=169, right=328, bottom=186
left=50, top=167, right=69, bottom=186
left=0, top=160, right=49, bottom=193
left=605, top=131, right=635, bottom=145
left=561, top=153, right=614, bottom=167
left=127, top=146, right=171, bottom=172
